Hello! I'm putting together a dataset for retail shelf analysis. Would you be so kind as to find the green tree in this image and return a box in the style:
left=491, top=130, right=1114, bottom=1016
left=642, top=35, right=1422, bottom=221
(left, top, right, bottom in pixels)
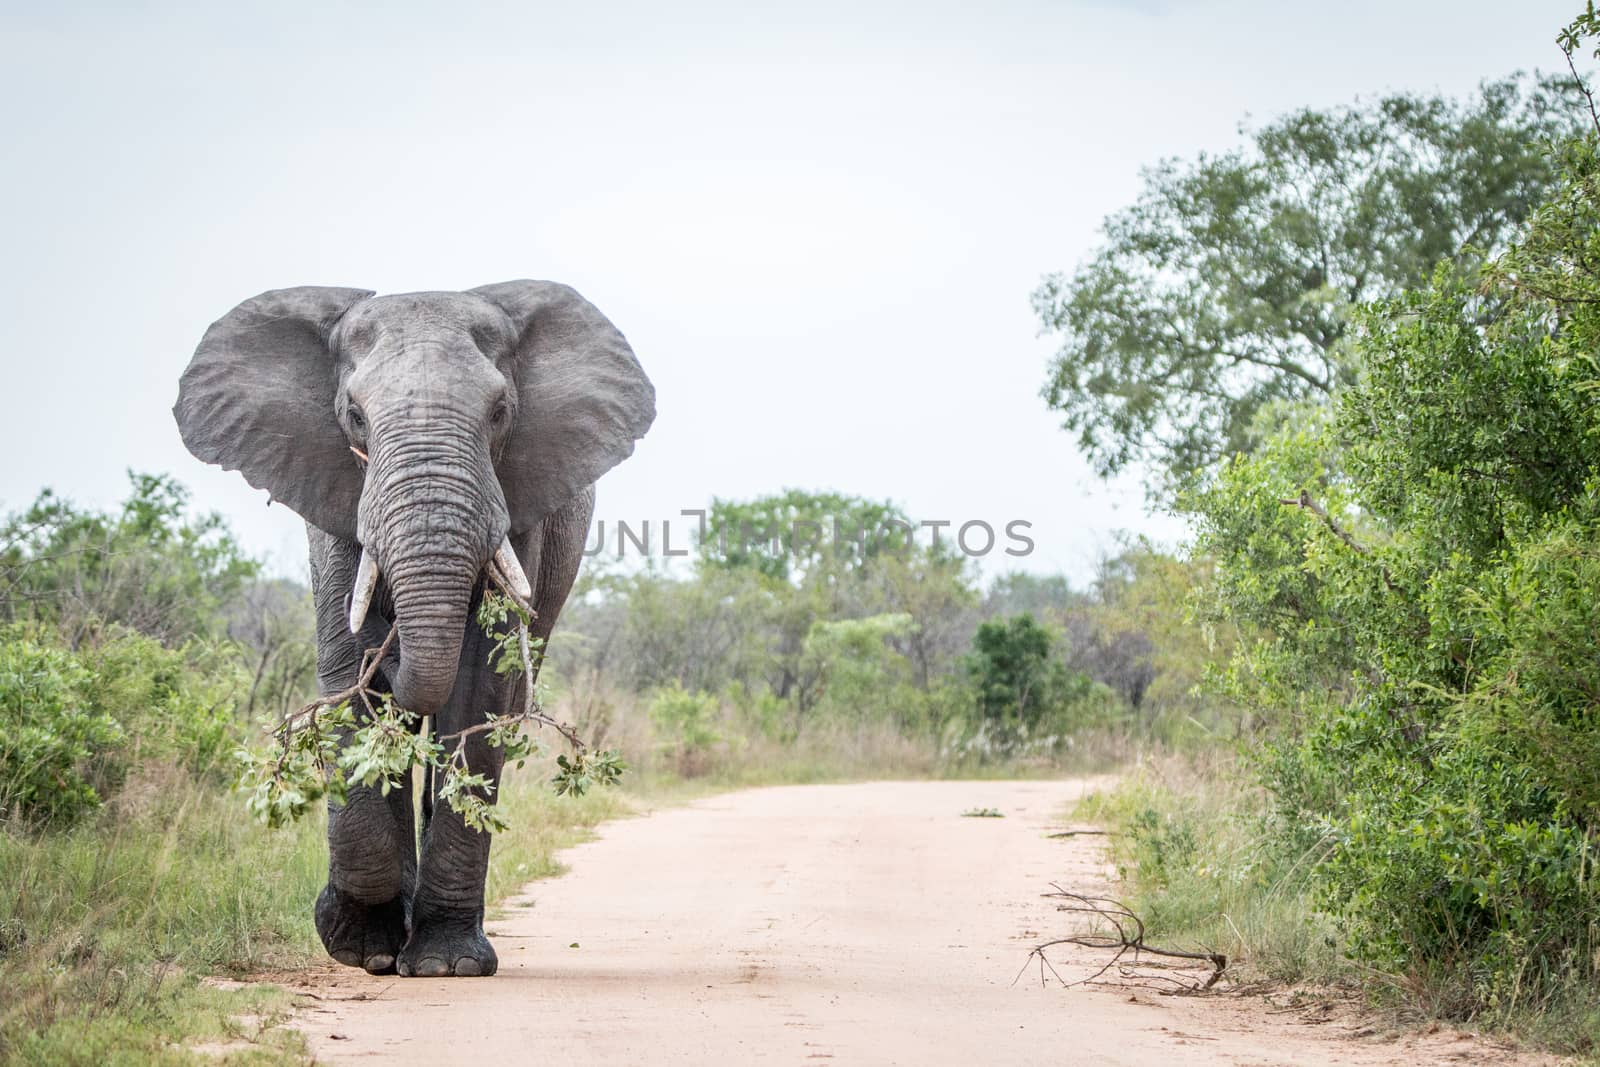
left=1035, top=75, right=1580, bottom=487
left=800, top=612, right=915, bottom=725
left=1078, top=548, right=1237, bottom=741
left=1187, top=71, right=1600, bottom=1004
left=969, top=614, right=1060, bottom=725
left=701, top=489, right=911, bottom=582
left=866, top=549, right=979, bottom=691
left=695, top=490, right=980, bottom=706
left=0, top=472, right=257, bottom=647
left=610, top=565, right=777, bottom=695
left=964, top=614, right=1112, bottom=751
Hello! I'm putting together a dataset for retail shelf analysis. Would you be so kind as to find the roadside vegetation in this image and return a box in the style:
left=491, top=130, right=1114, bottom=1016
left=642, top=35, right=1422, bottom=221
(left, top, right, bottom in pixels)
left=0, top=480, right=634, bottom=1064
left=1047, top=10, right=1600, bottom=1057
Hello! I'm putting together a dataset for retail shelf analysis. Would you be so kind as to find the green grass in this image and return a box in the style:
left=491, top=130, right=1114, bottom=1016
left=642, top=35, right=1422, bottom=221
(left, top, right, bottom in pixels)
left=1080, top=756, right=1600, bottom=1062
left=0, top=760, right=636, bottom=1066
left=0, top=763, right=320, bottom=1065
left=1075, top=755, right=1349, bottom=989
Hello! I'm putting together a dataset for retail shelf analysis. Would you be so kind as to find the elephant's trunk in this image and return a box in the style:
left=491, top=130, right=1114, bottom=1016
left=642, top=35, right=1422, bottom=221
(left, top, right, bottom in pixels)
left=386, top=546, right=479, bottom=716
left=359, top=416, right=508, bottom=716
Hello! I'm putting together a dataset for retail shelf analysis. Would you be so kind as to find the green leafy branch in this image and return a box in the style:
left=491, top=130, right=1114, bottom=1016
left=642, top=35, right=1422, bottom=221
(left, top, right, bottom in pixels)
left=238, top=587, right=623, bottom=832
left=1559, top=3, right=1600, bottom=137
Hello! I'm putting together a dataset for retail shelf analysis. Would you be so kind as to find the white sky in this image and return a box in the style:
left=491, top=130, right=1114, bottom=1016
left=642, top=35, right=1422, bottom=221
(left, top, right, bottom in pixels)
left=0, top=0, right=1578, bottom=584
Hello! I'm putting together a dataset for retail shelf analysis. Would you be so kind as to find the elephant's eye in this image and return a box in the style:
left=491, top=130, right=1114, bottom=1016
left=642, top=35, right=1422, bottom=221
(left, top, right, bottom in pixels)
left=348, top=405, right=367, bottom=434
left=490, top=400, right=510, bottom=429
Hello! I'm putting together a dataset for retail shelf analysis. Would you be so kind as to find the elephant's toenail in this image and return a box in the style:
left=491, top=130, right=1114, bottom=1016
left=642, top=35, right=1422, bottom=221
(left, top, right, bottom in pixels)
left=331, top=949, right=362, bottom=968
left=364, top=953, right=395, bottom=974
left=454, top=957, right=483, bottom=976
left=415, top=956, right=450, bottom=977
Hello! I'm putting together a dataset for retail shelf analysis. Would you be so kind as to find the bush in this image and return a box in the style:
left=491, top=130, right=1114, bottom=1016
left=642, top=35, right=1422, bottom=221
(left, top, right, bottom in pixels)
left=801, top=613, right=913, bottom=723
left=1079, top=761, right=1348, bottom=989
left=0, top=625, right=246, bottom=828
left=649, top=682, right=722, bottom=777
left=1187, top=127, right=1600, bottom=1018
left=0, top=472, right=256, bottom=646
left=0, top=633, right=119, bottom=825
left=960, top=613, right=1119, bottom=758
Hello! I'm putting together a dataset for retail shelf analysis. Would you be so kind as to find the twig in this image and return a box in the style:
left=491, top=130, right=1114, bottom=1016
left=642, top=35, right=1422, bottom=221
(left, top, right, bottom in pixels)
left=275, top=565, right=529, bottom=749
left=294, top=982, right=394, bottom=1003
left=486, top=562, right=537, bottom=620
left=436, top=704, right=585, bottom=754
left=1279, top=489, right=1400, bottom=592
left=1278, top=490, right=1371, bottom=556
left=246, top=575, right=616, bottom=830
left=273, top=626, right=396, bottom=743
left=1563, top=38, right=1600, bottom=138
left=1015, top=885, right=1227, bottom=994
left=436, top=588, right=582, bottom=760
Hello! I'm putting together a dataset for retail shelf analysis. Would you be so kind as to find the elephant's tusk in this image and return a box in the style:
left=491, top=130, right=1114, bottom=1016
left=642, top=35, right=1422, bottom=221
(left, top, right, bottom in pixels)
left=350, top=446, right=369, bottom=467
left=491, top=537, right=533, bottom=601
left=348, top=547, right=380, bottom=633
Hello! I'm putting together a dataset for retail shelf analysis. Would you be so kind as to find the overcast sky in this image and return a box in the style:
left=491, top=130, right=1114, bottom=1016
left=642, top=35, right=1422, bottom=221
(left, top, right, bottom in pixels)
left=0, top=0, right=1578, bottom=584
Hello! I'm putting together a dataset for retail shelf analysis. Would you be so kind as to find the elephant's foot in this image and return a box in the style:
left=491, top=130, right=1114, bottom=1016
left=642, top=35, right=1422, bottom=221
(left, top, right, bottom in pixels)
left=397, top=913, right=498, bottom=977
left=315, top=884, right=408, bottom=975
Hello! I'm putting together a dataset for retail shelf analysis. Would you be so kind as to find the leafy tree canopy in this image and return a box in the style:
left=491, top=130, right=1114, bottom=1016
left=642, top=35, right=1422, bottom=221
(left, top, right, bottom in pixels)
left=1185, top=37, right=1600, bottom=994
left=0, top=471, right=257, bottom=647
left=701, top=489, right=917, bottom=582
left=967, top=614, right=1069, bottom=728
left=1035, top=74, right=1582, bottom=488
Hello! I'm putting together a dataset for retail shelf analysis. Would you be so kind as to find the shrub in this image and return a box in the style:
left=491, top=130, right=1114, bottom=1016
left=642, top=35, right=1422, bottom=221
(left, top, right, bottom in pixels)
left=800, top=613, right=914, bottom=723
left=0, top=472, right=256, bottom=646
left=1187, top=126, right=1600, bottom=1015
left=649, top=682, right=721, bottom=776
left=961, top=613, right=1118, bottom=757
left=0, top=633, right=120, bottom=825
left=0, top=625, right=247, bottom=828
left=969, top=614, right=1063, bottom=727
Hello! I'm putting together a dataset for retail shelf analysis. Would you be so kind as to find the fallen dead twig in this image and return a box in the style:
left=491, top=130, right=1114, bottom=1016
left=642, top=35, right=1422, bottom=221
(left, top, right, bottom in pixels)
left=1015, top=884, right=1227, bottom=994
left=295, top=982, right=394, bottom=1003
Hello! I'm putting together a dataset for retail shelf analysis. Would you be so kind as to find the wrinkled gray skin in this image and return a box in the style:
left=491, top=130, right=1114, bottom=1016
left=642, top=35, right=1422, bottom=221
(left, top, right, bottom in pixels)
left=173, top=282, right=654, bottom=977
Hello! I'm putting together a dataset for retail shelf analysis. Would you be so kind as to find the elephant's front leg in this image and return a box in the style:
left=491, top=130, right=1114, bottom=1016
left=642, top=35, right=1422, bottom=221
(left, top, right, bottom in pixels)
left=398, top=611, right=511, bottom=978
left=307, top=526, right=416, bottom=975
left=316, top=743, right=418, bottom=974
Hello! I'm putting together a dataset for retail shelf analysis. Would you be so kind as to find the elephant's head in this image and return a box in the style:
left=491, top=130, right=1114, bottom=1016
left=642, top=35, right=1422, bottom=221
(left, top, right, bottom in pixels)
left=174, top=282, right=654, bottom=713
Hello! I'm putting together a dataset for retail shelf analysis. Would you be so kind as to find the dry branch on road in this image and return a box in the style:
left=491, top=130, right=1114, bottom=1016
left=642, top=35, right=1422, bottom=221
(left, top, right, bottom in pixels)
left=1018, top=884, right=1227, bottom=993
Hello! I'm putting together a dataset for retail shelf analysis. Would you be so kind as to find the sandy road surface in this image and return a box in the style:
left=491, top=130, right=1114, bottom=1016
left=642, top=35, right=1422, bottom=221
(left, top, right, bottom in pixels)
left=287, top=780, right=1551, bottom=1065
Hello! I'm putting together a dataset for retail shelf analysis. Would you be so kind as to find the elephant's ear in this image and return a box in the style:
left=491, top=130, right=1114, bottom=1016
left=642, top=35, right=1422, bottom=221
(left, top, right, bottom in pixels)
left=173, top=286, right=374, bottom=540
left=471, top=280, right=655, bottom=532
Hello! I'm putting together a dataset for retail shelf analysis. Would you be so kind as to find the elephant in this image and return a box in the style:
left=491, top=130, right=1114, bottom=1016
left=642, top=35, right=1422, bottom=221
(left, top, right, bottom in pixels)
left=173, top=281, right=654, bottom=977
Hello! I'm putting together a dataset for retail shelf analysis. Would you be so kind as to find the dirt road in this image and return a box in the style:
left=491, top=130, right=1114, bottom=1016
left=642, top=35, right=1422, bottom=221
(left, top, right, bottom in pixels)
left=288, top=780, right=1549, bottom=1065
